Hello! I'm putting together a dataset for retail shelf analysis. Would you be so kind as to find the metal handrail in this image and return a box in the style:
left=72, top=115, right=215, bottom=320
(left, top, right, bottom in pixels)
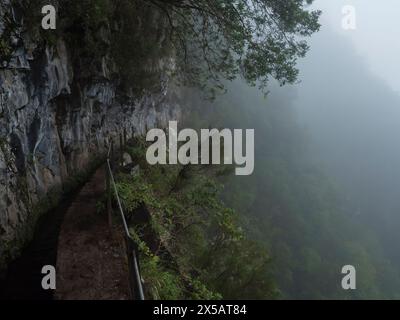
left=106, top=143, right=145, bottom=300
left=106, top=159, right=130, bottom=236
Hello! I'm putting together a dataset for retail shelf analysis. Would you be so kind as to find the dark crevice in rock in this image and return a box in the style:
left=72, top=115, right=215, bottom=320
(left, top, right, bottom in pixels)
left=9, top=132, right=24, bottom=175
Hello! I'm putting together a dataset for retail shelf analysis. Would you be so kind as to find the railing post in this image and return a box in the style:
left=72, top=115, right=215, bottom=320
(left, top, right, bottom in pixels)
left=120, top=133, right=124, bottom=167
left=111, top=140, right=115, bottom=171
left=106, top=163, right=112, bottom=228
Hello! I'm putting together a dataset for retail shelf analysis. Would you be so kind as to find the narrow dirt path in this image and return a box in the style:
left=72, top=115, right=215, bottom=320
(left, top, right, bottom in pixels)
left=55, top=166, right=130, bottom=300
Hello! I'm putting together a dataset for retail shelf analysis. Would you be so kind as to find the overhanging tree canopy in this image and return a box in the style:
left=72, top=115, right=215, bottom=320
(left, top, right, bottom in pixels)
left=9, top=0, right=320, bottom=94
left=145, top=0, right=321, bottom=93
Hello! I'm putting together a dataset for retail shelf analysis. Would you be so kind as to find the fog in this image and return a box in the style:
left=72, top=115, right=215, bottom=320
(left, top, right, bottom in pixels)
left=312, top=0, right=400, bottom=93
left=292, top=0, right=400, bottom=265
left=185, top=1, right=400, bottom=298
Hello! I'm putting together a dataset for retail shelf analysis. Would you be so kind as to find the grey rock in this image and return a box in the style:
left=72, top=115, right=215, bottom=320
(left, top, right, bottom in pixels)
left=0, top=0, right=181, bottom=268
left=122, top=153, right=133, bottom=166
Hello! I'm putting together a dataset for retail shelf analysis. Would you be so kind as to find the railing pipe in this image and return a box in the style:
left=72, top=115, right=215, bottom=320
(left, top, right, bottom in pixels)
left=106, top=143, right=145, bottom=300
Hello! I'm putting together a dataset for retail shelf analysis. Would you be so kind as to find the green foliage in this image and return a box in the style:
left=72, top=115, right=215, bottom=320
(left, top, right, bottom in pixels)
left=8, top=0, right=320, bottom=96
left=115, top=140, right=277, bottom=299
left=188, top=278, right=222, bottom=300
left=137, top=241, right=185, bottom=300
left=128, top=223, right=218, bottom=300
left=116, top=174, right=158, bottom=212
left=111, top=1, right=174, bottom=93
left=147, top=0, right=320, bottom=95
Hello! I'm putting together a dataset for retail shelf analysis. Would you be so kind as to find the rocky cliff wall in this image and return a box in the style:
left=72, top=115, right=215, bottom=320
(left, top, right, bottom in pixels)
left=0, top=0, right=181, bottom=270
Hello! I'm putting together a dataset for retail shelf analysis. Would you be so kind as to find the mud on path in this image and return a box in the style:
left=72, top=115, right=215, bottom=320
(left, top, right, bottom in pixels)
left=55, top=167, right=130, bottom=300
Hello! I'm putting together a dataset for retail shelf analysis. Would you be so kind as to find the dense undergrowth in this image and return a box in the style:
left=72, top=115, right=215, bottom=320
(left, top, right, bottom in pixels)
left=115, top=138, right=278, bottom=300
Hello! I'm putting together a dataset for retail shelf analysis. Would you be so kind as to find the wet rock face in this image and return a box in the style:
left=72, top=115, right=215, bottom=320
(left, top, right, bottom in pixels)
left=0, top=1, right=181, bottom=267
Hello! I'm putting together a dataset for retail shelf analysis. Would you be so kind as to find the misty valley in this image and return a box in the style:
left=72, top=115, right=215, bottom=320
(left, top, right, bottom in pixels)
left=1, top=0, right=400, bottom=305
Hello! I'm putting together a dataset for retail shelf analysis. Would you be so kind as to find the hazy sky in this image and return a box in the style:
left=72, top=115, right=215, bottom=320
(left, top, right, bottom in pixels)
left=287, top=0, right=400, bottom=229
left=313, top=0, right=400, bottom=94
